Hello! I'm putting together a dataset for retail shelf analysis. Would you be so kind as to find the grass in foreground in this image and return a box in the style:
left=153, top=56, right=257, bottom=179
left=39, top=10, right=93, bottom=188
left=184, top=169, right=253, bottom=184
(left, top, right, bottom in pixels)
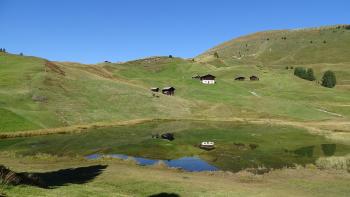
left=0, top=153, right=350, bottom=197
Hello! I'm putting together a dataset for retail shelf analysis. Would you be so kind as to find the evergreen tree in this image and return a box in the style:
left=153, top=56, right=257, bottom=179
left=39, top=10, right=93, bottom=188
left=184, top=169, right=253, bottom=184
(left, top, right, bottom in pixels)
left=306, top=68, right=316, bottom=81
left=294, top=67, right=306, bottom=79
left=321, top=70, right=336, bottom=88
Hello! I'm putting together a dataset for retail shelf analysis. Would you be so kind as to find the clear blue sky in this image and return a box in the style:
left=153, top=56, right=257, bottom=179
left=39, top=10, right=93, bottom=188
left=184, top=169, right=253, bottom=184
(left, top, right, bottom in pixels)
left=0, top=0, right=349, bottom=63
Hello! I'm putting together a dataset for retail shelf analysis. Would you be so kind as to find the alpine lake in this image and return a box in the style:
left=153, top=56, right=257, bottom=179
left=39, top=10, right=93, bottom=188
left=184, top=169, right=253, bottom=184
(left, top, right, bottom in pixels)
left=1, top=120, right=349, bottom=173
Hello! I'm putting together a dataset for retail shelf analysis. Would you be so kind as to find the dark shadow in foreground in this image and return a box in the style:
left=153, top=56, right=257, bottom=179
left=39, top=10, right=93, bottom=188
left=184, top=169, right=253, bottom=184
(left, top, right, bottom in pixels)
left=148, top=193, right=180, bottom=197
left=1, top=164, right=107, bottom=189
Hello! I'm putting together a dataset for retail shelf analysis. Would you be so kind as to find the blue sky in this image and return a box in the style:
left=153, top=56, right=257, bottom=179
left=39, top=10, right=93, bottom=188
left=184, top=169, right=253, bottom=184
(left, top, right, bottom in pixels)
left=0, top=0, right=349, bottom=63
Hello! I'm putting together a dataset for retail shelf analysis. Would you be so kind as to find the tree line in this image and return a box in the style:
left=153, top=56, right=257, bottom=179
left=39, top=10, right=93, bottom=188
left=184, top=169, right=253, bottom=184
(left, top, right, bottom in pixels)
left=293, top=67, right=336, bottom=88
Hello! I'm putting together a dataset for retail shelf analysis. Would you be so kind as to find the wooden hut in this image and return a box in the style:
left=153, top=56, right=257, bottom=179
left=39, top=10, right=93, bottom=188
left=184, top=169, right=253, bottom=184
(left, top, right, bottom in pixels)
left=150, top=87, right=159, bottom=92
left=162, top=87, right=175, bottom=95
left=200, top=74, right=216, bottom=84
left=250, top=75, right=259, bottom=81
left=192, top=74, right=201, bottom=79
left=235, top=76, right=245, bottom=81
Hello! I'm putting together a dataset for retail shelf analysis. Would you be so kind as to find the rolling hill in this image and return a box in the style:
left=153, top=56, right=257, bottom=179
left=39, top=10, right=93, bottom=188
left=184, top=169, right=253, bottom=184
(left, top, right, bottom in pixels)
left=1, top=25, right=350, bottom=133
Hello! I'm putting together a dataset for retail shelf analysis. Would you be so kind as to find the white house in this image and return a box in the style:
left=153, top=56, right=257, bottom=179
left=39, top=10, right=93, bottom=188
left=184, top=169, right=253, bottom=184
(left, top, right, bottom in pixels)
left=200, top=74, right=216, bottom=84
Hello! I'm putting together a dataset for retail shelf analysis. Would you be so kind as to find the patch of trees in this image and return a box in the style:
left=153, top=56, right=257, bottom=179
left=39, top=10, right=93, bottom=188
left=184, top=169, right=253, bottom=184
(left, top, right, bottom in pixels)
left=294, top=67, right=316, bottom=81
left=0, top=48, right=6, bottom=53
left=168, top=55, right=173, bottom=58
left=321, top=70, right=336, bottom=88
left=336, top=25, right=350, bottom=30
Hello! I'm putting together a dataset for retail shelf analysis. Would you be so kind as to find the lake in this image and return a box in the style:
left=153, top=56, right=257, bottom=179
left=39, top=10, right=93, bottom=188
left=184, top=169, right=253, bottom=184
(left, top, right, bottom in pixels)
left=0, top=120, right=349, bottom=172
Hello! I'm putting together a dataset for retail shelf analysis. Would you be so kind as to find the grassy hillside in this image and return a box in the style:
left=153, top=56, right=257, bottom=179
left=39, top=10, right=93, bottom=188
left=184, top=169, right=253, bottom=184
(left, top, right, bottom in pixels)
left=1, top=51, right=350, bottom=132
left=198, top=25, right=350, bottom=65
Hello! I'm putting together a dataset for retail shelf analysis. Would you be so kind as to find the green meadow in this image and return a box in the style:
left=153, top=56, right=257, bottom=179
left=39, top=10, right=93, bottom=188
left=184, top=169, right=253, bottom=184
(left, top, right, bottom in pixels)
left=1, top=25, right=350, bottom=196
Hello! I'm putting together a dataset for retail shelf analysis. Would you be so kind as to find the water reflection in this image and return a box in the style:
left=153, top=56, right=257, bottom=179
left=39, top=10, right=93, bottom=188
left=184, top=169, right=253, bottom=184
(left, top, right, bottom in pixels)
left=293, top=146, right=315, bottom=157
left=321, top=144, right=336, bottom=156
left=86, top=154, right=218, bottom=172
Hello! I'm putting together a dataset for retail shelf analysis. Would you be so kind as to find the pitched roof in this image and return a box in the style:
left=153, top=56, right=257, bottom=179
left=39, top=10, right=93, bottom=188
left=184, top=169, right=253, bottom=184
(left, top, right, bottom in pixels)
left=200, top=74, right=216, bottom=80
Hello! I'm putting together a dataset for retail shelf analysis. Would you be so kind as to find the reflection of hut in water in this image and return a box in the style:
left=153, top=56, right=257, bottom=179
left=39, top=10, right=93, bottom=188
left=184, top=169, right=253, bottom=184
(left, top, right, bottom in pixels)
left=199, top=142, right=215, bottom=150
left=321, top=144, right=336, bottom=156
left=294, top=146, right=314, bottom=157
left=161, top=133, right=174, bottom=141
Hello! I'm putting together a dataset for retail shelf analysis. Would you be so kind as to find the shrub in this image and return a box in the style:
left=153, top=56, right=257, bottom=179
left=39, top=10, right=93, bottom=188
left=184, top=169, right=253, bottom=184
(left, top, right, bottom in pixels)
left=294, top=67, right=315, bottom=81
left=321, top=70, right=336, bottom=88
left=306, top=68, right=316, bottom=81
left=294, top=67, right=306, bottom=78
left=213, top=52, right=219, bottom=58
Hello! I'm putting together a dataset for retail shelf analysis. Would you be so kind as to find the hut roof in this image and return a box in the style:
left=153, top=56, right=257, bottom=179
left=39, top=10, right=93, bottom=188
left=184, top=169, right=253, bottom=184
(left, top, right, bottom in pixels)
left=200, top=74, right=216, bottom=80
left=162, top=87, right=175, bottom=91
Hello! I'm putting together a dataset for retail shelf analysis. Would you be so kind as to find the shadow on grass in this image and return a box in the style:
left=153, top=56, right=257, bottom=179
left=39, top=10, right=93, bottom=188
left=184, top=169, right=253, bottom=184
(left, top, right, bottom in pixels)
left=14, top=165, right=107, bottom=189
left=148, top=193, right=180, bottom=197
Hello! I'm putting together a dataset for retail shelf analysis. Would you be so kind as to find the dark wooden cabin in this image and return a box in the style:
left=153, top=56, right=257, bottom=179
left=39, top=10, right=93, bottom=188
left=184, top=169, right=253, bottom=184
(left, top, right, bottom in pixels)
left=250, top=75, right=259, bottom=81
left=162, top=87, right=175, bottom=95
left=150, top=87, right=159, bottom=92
left=235, top=76, right=245, bottom=81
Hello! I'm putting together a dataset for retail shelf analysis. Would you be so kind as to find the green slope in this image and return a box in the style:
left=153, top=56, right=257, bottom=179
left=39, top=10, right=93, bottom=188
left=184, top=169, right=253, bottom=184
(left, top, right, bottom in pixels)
left=198, top=25, right=350, bottom=65
left=1, top=25, right=350, bottom=132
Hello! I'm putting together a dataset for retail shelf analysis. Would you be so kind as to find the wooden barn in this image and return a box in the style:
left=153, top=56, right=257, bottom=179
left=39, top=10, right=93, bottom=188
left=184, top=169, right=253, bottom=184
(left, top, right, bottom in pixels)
left=200, top=74, right=216, bottom=84
left=250, top=75, right=259, bottom=81
left=162, top=87, right=175, bottom=95
left=192, top=74, right=201, bottom=79
left=150, top=87, right=159, bottom=92
left=235, top=76, right=245, bottom=81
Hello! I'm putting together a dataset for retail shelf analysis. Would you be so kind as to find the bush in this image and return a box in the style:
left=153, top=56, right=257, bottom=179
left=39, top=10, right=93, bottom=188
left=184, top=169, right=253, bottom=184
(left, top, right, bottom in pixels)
left=321, top=70, right=336, bottom=88
left=213, top=52, right=219, bottom=58
left=294, top=67, right=316, bottom=81
left=306, top=68, right=316, bottom=81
